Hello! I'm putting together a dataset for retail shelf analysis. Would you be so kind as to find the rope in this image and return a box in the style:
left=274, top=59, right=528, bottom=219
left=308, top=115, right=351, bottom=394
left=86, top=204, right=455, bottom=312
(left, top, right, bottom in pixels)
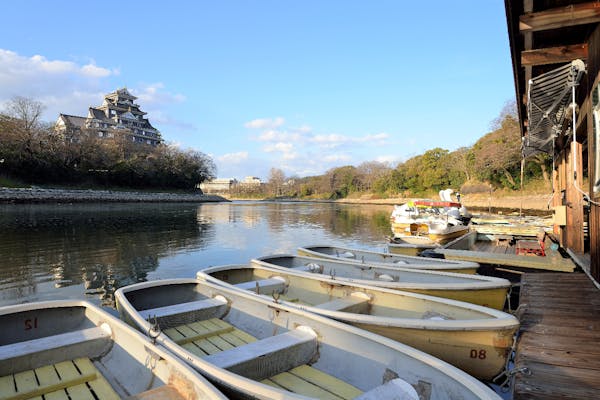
left=492, top=331, right=531, bottom=393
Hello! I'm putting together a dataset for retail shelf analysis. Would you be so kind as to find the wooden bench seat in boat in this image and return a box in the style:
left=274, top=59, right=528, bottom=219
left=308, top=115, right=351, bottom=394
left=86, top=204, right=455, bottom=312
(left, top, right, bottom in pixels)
left=314, top=293, right=371, bottom=313
left=164, top=318, right=363, bottom=399
left=138, top=297, right=228, bottom=326
left=263, top=365, right=363, bottom=400
left=204, top=327, right=318, bottom=380
left=0, top=357, right=119, bottom=400
left=0, top=327, right=111, bottom=374
left=233, top=277, right=286, bottom=294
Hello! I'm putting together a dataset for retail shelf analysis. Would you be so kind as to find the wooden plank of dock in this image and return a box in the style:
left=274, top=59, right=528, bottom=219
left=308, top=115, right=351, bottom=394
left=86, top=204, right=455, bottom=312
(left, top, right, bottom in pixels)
left=514, top=272, right=600, bottom=399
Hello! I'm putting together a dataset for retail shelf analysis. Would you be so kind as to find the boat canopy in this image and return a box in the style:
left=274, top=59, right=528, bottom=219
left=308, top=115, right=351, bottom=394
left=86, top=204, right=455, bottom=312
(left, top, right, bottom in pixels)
left=525, top=59, right=586, bottom=157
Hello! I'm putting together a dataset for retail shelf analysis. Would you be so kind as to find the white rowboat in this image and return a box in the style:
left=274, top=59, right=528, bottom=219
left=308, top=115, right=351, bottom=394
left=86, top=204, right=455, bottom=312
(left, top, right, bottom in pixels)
left=297, top=244, right=479, bottom=274
left=252, top=254, right=512, bottom=309
left=0, top=300, right=226, bottom=400
left=197, top=263, right=519, bottom=380
left=116, top=279, right=502, bottom=400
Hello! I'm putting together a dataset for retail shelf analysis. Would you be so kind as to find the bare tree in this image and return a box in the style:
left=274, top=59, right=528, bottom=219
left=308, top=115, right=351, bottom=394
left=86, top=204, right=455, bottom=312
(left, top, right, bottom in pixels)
left=268, top=167, right=285, bottom=196
left=4, top=96, right=45, bottom=134
left=356, top=161, right=391, bottom=191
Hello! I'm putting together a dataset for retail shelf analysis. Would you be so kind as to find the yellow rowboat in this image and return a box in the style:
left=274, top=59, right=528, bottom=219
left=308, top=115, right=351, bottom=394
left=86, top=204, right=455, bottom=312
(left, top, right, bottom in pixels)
left=116, top=279, right=503, bottom=400
left=387, top=237, right=440, bottom=256
left=252, top=254, right=511, bottom=310
left=297, top=244, right=479, bottom=274
left=391, top=222, right=470, bottom=245
left=197, top=264, right=519, bottom=380
left=0, top=300, right=226, bottom=400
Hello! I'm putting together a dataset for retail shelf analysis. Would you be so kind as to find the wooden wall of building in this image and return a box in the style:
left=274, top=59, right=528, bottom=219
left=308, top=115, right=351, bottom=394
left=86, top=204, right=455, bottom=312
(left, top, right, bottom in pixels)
left=588, top=24, right=600, bottom=282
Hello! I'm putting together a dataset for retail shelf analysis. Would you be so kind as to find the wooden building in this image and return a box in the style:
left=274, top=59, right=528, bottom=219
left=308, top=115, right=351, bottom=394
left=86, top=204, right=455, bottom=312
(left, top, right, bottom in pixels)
left=505, top=0, right=600, bottom=285
left=505, top=4, right=600, bottom=398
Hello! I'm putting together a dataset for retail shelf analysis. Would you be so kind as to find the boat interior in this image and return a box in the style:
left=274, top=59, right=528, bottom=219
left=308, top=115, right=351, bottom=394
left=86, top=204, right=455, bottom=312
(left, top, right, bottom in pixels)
left=203, top=265, right=497, bottom=321
left=253, top=255, right=483, bottom=284
left=120, top=281, right=475, bottom=400
left=0, top=304, right=204, bottom=400
left=123, top=282, right=368, bottom=399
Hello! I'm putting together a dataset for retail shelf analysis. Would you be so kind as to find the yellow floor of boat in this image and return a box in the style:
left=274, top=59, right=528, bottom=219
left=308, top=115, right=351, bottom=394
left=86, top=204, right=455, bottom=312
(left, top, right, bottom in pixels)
left=164, top=318, right=362, bottom=400
left=0, top=358, right=119, bottom=400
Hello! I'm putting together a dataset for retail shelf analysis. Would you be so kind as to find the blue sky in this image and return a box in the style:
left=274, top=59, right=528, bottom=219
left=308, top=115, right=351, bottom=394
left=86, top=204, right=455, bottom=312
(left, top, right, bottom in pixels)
left=0, top=1, right=515, bottom=180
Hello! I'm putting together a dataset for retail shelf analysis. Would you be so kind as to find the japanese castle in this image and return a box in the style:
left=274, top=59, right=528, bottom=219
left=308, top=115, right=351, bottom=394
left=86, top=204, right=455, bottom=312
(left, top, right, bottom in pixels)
left=55, top=88, right=162, bottom=146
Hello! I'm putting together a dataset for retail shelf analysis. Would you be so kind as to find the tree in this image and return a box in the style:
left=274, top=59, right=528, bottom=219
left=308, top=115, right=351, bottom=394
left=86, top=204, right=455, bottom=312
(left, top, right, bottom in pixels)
left=4, top=96, right=45, bottom=134
left=356, top=161, right=391, bottom=191
left=471, top=113, right=522, bottom=188
left=268, top=168, right=285, bottom=196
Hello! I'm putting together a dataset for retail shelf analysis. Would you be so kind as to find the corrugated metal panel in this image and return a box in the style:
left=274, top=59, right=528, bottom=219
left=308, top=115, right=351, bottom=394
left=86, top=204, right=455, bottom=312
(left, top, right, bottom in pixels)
left=525, top=59, right=586, bottom=157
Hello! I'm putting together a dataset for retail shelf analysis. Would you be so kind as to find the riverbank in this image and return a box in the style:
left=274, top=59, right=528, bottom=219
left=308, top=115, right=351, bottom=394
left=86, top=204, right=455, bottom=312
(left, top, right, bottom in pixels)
left=331, top=193, right=553, bottom=213
left=226, top=192, right=553, bottom=214
left=0, top=187, right=553, bottom=214
left=0, top=188, right=229, bottom=203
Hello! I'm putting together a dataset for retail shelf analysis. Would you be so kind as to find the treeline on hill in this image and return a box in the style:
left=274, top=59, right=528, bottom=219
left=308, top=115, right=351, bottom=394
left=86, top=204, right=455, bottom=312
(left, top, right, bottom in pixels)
left=263, top=102, right=552, bottom=199
left=0, top=97, right=215, bottom=189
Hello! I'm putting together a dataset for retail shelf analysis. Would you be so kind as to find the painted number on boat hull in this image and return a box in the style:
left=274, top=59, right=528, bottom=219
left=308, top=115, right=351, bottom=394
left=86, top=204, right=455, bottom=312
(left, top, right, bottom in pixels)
left=470, top=349, right=486, bottom=359
left=24, top=317, right=38, bottom=330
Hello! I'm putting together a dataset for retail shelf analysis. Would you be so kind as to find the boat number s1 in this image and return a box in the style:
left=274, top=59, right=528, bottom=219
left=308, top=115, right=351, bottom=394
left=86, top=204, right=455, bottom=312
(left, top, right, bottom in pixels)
left=470, top=349, right=486, bottom=359
left=24, top=317, right=38, bottom=330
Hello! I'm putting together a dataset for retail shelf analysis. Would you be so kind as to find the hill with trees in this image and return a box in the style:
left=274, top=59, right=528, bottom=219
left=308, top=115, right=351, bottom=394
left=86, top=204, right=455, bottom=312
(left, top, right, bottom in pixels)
left=1, top=97, right=551, bottom=197
left=0, top=97, right=215, bottom=189
left=261, top=101, right=552, bottom=200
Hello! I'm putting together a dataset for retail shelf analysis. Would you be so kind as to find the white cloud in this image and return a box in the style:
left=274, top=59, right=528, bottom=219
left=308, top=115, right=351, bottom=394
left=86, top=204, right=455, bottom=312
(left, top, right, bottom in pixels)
left=375, top=155, right=401, bottom=165
left=131, top=83, right=186, bottom=106
left=257, top=129, right=302, bottom=142
left=240, top=115, right=395, bottom=177
left=217, top=152, right=249, bottom=164
left=80, top=63, right=114, bottom=78
left=360, top=132, right=390, bottom=143
left=244, top=117, right=285, bottom=129
left=264, top=142, right=293, bottom=153
left=0, top=49, right=190, bottom=132
left=323, top=154, right=352, bottom=163
left=282, top=152, right=298, bottom=160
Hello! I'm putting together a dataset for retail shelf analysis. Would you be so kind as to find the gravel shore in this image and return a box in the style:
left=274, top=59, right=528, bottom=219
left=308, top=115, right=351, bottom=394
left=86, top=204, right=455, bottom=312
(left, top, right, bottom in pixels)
left=0, top=188, right=228, bottom=203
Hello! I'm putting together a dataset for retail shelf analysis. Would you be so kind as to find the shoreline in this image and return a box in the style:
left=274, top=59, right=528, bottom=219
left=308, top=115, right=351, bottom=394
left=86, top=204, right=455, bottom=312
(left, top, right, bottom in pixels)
left=0, top=188, right=229, bottom=203
left=0, top=187, right=553, bottom=215
left=228, top=193, right=554, bottom=214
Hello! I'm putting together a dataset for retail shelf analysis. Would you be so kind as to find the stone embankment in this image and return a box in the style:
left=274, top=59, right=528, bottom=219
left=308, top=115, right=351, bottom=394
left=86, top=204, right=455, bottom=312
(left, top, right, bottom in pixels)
left=0, top=188, right=228, bottom=203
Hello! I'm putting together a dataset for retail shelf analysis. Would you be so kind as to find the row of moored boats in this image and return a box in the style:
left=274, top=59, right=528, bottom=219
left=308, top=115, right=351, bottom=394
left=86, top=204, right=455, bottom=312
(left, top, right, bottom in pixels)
left=0, top=243, right=518, bottom=400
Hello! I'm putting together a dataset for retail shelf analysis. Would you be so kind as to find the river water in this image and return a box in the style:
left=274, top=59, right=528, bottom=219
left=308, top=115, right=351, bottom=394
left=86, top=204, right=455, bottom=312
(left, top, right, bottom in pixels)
left=0, top=201, right=392, bottom=310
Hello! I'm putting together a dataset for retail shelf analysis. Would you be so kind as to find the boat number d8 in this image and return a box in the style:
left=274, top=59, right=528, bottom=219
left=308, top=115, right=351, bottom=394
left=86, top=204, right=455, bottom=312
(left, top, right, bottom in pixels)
left=24, top=317, right=38, bottom=330
left=470, top=349, right=486, bottom=359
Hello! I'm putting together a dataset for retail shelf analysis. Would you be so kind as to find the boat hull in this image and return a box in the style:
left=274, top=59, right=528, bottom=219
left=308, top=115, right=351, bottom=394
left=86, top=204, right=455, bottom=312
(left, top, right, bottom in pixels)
left=352, top=323, right=514, bottom=380
left=391, top=223, right=470, bottom=245
left=387, top=241, right=439, bottom=256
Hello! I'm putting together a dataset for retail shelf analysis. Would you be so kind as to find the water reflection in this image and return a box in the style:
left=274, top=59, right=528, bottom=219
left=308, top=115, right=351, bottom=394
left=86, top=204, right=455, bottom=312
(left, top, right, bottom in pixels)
left=0, top=203, right=215, bottom=307
left=0, top=201, right=392, bottom=309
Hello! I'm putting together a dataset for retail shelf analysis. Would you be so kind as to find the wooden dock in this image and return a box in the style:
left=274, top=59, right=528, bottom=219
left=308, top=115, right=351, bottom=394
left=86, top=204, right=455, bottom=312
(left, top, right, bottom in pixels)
left=513, top=272, right=600, bottom=399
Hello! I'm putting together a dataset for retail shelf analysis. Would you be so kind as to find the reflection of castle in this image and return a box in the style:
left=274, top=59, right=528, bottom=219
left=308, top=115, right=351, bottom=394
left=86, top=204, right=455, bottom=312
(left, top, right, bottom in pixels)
left=199, top=176, right=263, bottom=194
left=197, top=202, right=262, bottom=228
